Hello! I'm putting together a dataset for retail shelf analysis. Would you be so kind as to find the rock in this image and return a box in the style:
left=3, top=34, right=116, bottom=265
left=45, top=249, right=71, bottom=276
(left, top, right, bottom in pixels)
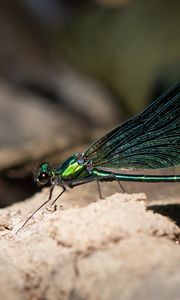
left=0, top=190, right=179, bottom=300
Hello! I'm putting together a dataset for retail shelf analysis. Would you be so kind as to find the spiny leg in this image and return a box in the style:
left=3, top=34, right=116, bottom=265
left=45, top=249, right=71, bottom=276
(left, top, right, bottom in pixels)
left=117, top=181, right=126, bottom=193
left=96, top=181, right=103, bottom=199
left=16, top=185, right=66, bottom=234
left=51, top=186, right=66, bottom=206
left=46, top=186, right=66, bottom=212
left=16, top=185, right=54, bottom=234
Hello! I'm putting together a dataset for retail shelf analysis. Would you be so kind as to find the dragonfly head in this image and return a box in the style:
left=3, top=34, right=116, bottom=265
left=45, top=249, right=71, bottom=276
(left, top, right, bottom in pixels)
left=35, top=162, right=55, bottom=186
left=34, top=153, right=92, bottom=187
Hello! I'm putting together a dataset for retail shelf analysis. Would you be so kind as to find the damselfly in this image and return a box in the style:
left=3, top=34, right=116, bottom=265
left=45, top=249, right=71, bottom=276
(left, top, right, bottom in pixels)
left=17, top=82, right=180, bottom=233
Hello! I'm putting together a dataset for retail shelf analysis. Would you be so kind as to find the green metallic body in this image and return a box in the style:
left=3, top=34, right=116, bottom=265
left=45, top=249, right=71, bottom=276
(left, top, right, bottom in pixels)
left=58, top=155, right=90, bottom=181
left=92, top=168, right=180, bottom=182
left=36, top=82, right=180, bottom=188
left=52, top=154, right=180, bottom=187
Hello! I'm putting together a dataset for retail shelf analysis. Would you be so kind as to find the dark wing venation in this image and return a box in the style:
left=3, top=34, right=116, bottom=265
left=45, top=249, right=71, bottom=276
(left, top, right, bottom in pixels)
left=85, top=82, right=180, bottom=159
left=95, top=137, right=180, bottom=169
left=84, top=82, right=180, bottom=170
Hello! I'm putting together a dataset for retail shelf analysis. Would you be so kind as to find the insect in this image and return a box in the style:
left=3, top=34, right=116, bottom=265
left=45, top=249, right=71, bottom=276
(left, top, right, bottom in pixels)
left=17, top=82, right=180, bottom=233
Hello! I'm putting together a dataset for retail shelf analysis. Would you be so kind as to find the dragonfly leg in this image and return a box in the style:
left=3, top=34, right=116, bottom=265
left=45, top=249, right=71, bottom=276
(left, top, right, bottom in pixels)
left=96, top=181, right=103, bottom=199
left=117, top=181, right=126, bottom=193
left=16, top=184, right=54, bottom=234
left=50, top=186, right=66, bottom=206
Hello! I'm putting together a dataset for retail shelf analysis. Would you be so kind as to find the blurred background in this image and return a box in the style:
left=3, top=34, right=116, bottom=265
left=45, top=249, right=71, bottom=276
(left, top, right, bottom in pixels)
left=0, top=0, right=180, bottom=207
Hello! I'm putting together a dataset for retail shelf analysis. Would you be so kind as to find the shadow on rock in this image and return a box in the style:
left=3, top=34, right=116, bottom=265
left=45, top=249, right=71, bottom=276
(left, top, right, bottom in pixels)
left=148, top=204, right=180, bottom=228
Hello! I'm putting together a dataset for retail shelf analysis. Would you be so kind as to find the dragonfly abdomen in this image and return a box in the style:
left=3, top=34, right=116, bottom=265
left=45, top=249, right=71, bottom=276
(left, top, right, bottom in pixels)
left=93, top=168, right=180, bottom=182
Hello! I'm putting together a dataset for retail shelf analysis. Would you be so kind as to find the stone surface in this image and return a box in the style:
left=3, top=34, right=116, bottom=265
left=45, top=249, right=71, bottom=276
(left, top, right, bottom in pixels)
left=0, top=188, right=179, bottom=300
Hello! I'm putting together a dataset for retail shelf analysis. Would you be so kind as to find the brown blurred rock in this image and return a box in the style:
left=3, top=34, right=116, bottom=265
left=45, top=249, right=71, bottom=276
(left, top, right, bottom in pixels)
left=0, top=190, right=179, bottom=300
left=0, top=81, right=85, bottom=147
left=0, top=1, right=120, bottom=132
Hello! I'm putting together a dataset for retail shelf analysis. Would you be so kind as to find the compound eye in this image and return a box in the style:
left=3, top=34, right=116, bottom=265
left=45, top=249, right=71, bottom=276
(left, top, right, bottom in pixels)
left=37, top=172, right=50, bottom=185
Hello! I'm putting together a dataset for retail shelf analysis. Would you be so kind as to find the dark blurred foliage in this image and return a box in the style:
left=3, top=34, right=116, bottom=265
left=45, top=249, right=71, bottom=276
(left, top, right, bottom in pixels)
left=0, top=0, right=179, bottom=206
left=0, top=0, right=180, bottom=117
left=54, top=0, right=180, bottom=112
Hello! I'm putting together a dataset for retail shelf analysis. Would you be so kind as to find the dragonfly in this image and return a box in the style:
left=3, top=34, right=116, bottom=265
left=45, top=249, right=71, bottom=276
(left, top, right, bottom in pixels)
left=17, top=82, right=180, bottom=233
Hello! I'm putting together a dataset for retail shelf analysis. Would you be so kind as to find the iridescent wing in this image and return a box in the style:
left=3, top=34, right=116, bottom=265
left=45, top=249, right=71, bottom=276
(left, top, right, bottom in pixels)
left=84, top=83, right=180, bottom=170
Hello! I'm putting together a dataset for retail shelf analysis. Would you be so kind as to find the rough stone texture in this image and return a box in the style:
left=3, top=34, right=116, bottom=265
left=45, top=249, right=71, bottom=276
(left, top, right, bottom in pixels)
left=0, top=187, right=179, bottom=300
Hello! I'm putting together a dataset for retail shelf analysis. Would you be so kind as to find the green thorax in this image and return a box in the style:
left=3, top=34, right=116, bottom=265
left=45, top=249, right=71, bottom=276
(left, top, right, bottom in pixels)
left=56, top=154, right=91, bottom=181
